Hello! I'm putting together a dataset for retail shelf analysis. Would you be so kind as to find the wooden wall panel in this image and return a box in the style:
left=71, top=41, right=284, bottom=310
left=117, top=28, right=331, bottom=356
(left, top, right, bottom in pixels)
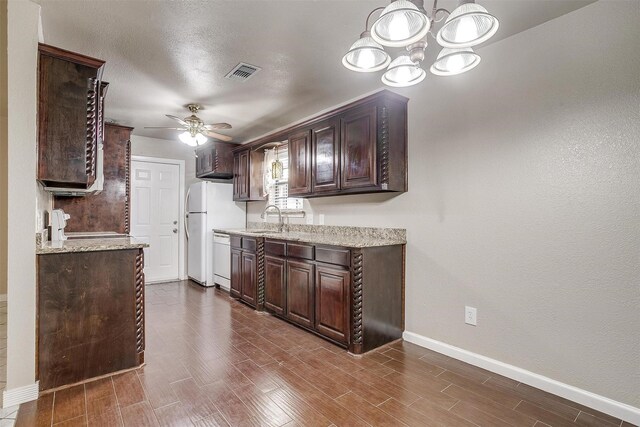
left=54, top=123, right=132, bottom=233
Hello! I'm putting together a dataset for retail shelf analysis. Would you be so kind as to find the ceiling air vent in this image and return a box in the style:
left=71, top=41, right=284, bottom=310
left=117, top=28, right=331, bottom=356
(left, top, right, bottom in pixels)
left=225, top=62, right=261, bottom=82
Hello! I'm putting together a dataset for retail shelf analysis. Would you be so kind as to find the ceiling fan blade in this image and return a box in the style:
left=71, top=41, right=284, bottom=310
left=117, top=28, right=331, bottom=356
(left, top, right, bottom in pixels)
left=204, top=130, right=232, bottom=142
left=205, top=122, right=232, bottom=130
left=143, top=127, right=186, bottom=130
left=166, top=114, right=188, bottom=126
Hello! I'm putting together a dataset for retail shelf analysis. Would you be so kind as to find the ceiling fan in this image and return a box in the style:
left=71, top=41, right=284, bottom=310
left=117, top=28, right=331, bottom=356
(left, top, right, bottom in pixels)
left=144, top=104, right=232, bottom=146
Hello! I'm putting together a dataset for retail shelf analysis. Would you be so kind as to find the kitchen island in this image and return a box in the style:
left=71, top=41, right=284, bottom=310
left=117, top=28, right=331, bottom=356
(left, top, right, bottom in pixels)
left=36, top=236, right=148, bottom=391
left=215, top=223, right=406, bottom=354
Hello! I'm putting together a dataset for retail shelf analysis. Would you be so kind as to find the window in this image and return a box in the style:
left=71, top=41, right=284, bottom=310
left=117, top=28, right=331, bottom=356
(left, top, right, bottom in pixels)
left=264, top=145, right=303, bottom=211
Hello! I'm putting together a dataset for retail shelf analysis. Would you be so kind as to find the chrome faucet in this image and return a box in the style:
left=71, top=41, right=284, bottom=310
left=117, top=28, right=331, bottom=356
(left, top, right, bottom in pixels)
left=261, top=204, right=284, bottom=233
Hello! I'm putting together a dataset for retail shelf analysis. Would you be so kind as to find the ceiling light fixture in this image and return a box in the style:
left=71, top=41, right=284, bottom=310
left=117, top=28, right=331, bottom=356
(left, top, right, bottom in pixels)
left=430, top=47, right=481, bottom=76
left=179, top=130, right=207, bottom=147
left=343, top=0, right=499, bottom=84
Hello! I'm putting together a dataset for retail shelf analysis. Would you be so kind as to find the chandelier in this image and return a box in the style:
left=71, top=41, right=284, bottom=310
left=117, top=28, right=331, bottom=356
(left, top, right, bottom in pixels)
left=342, top=0, right=499, bottom=86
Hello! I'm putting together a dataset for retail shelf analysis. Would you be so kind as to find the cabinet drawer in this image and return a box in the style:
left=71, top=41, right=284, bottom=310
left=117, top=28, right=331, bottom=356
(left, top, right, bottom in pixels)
left=287, top=243, right=314, bottom=260
left=315, top=246, right=351, bottom=267
left=265, top=240, right=286, bottom=257
left=230, top=235, right=242, bottom=249
left=242, top=237, right=257, bottom=252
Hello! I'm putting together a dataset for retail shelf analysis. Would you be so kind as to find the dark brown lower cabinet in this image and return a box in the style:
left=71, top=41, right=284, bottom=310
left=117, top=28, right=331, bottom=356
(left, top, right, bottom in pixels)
left=230, top=233, right=404, bottom=354
left=286, top=259, right=315, bottom=329
left=37, top=248, right=145, bottom=391
left=264, top=255, right=286, bottom=315
left=230, top=248, right=242, bottom=298
left=241, top=252, right=257, bottom=306
left=315, top=263, right=350, bottom=344
left=230, top=237, right=261, bottom=309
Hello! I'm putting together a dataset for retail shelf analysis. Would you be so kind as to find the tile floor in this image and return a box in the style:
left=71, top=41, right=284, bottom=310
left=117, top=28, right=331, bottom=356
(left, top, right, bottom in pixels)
left=13, top=281, right=635, bottom=426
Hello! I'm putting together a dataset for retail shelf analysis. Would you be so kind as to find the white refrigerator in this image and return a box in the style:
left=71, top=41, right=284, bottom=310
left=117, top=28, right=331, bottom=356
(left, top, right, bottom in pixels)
left=186, top=181, right=246, bottom=288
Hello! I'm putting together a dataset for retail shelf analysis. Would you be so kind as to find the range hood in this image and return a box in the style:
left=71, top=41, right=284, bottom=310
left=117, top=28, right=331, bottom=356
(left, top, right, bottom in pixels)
left=44, top=143, right=104, bottom=196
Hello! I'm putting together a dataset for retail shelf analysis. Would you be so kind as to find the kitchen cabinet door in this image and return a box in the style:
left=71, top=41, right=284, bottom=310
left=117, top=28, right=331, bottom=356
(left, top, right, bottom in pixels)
left=312, top=119, right=340, bottom=193
left=233, top=150, right=250, bottom=201
left=315, top=263, right=350, bottom=344
left=37, top=44, right=105, bottom=189
left=264, top=255, right=286, bottom=316
left=241, top=252, right=257, bottom=307
left=340, top=104, right=377, bottom=190
left=288, top=130, right=312, bottom=196
left=230, top=248, right=242, bottom=299
left=196, top=143, right=234, bottom=179
left=286, top=259, right=315, bottom=329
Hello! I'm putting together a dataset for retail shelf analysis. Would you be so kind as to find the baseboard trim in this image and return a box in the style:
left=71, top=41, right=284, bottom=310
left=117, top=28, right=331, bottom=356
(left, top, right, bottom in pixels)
left=0, top=294, right=6, bottom=302
left=403, top=331, right=640, bottom=426
left=2, top=382, right=39, bottom=408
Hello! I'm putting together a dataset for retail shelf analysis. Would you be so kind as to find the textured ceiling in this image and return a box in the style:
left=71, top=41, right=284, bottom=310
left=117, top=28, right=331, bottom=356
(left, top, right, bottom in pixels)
left=37, top=0, right=595, bottom=144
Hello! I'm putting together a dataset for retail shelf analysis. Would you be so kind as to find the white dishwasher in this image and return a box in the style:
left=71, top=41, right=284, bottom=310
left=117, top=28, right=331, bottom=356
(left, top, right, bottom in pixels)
left=213, top=233, right=231, bottom=290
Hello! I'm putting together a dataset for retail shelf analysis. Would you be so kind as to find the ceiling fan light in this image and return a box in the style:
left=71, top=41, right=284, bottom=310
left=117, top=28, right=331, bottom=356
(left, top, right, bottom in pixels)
left=371, top=0, right=431, bottom=47
left=195, top=133, right=207, bottom=145
left=342, top=34, right=391, bottom=72
left=430, top=47, right=481, bottom=76
left=381, top=55, right=426, bottom=87
left=179, top=131, right=198, bottom=147
left=436, top=1, right=499, bottom=48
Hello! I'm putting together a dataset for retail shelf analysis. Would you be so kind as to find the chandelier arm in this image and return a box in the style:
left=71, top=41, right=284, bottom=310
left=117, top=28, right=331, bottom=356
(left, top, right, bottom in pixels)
left=433, top=8, right=451, bottom=22
left=365, top=6, right=386, bottom=31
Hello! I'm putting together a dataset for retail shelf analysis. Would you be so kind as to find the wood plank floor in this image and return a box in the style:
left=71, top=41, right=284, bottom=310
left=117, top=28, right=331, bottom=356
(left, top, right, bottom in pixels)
left=16, top=280, right=632, bottom=427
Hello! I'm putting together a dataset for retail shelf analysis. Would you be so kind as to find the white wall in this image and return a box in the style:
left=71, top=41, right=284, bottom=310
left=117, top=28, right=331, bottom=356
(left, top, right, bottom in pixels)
left=248, top=1, right=640, bottom=408
left=130, top=134, right=197, bottom=280
left=5, top=0, right=40, bottom=400
left=0, top=0, right=7, bottom=297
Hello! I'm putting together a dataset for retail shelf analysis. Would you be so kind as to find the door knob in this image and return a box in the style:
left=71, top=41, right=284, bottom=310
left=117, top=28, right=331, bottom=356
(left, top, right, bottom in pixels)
left=173, top=228, right=178, bottom=234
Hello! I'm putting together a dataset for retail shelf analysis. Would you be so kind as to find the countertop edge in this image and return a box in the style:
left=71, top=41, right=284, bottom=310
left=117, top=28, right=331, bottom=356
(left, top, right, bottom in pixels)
left=37, top=241, right=149, bottom=255
left=213, top=228, right=406, bottom=248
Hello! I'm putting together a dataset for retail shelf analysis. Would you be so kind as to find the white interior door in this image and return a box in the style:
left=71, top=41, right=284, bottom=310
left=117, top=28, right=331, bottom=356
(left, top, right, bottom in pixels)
left=131, top=160, right=180, bottom=283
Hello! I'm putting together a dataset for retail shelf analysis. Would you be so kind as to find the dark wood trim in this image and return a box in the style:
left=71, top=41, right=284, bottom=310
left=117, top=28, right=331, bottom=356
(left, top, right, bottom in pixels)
left=349, top=250, right=364, bottom=354
left=233, top=90, right=408, bottom=152
left=38, top=43, right=105, bottom=69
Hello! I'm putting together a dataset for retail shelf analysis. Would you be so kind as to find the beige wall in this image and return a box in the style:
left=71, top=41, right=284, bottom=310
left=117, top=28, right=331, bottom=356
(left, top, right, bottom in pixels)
left=0, top=0, right=7, bottom=297
left=248, top=1, right=640, bottom=408
left=6, top=0, right=39, bottom=394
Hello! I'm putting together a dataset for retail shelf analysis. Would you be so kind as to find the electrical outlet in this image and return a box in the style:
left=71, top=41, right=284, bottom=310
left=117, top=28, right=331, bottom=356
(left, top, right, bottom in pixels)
left=465, top=306, right=477, bottom=326
left=318, top=214, right=325, bottom=225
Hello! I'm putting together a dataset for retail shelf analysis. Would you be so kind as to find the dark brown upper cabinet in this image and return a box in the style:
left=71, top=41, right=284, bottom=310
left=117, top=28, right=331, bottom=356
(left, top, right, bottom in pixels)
left=37, top=44, right=106, bottom=189
left=340, top=103, right=378, bottom=190
left=287, top=130, right=312, bottom=196
left=54, top=123, right=132, bottom=233
left=195, top=142, right=234, bottom=179
left=232, top=148, right=265, bottom=201
left=311, top=118, right=340, bottom=194
left=233, top=90, right=407, bottom=199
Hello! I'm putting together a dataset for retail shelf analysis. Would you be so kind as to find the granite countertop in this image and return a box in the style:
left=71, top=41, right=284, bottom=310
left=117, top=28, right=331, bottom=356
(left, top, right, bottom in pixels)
left=214, top=223, right=406, bottom=248
left=37, top=236, right=149, bottom=255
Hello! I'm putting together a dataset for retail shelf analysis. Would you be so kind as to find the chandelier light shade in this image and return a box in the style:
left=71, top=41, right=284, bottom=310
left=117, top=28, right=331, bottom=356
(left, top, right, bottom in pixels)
left=342, top=32, right=391, bottom=72
left=179, top=131, right=207, bottom=146
left=436, top=1, right=499, bottom=48
left=371, top=0, right=431, bottom=48
left=430, top=47, right=481, bottom=76
left=381, top=55, right=426, bottom=87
